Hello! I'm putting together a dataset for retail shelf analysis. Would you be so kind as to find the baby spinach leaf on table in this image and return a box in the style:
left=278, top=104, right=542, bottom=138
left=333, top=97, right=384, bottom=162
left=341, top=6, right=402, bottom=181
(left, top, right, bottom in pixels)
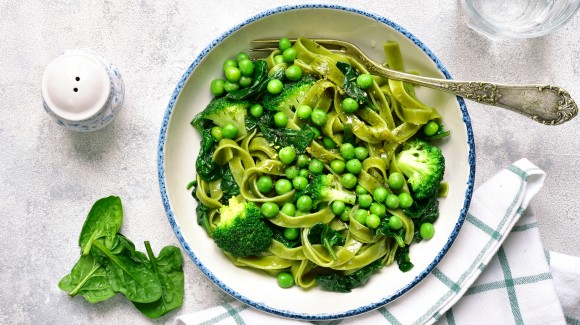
left=92, top=239, right=162, bottom=304
left=58, top=254, right=115, bottom=303
left=133, top=241, right=184, bottom=318
left=78, top=196, right=123, bottom=256
left=316, top=260, right=382, bottom=293
left=336, top=62, right=374, bottom=109
left=307, top=223, right=345, bottom=260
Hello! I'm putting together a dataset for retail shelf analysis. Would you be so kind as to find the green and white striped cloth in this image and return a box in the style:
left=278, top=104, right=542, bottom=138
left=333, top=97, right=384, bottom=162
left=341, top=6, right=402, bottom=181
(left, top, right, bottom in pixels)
left=177, top=159, right=580, bottom=325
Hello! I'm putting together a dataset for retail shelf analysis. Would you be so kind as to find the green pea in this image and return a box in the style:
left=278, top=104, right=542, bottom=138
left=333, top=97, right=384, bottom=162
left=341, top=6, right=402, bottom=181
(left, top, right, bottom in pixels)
left=224, top=66, right=241, bottom=83
left=278, top=146, right=296, bottom=164
left=342, top=98, right=359, bottom=113
left=267, top=79, right=283, bottom=94
left=257, top=175, right=273, bottom=193
left=285, top=65, right=302, bottom=81
left=356, top=73, right=373, bottom=89
left=211, top=126, right=223, bottom=142
left=296, top=154, right=310, bottom=168
left=388, top=172, right=405, bottom=190
left=322, top=137, right=337, bottom=149
left=292, top=176, right=308, bottom=190
left=249, top=103, right=263, bottom=118
left=261, top=202, right=279, bottom=218
left=223, top=80, right=239, bottom=93
left=373, top=187, right=388, bottom=203
left=275, top=179, right=293, bottom=195
left=308, top=158, right=324, bottom=175
left=273, top=55, right=285, bottom=65
left=354, top=146, right=369, bottom=160
left=279, top=37, right=292, bottom=51
left=366, top=214, right=381, bottom=229
left=239, top=76, right=252, bottom=88
left=369, top=202, right=386, bottom=217
left=296, top=195, right=313, bottom=212
left=210, top=79, right=225, bottom=96
left=358, top=194, right=373, bottom=208
left=331, top=200, right=346, bottom=215
left=281, top=203, right=296, bottom=216
left=385, top=194, right=400, bottom=209
left=284, top=228, right=300, bottom=240
left=235, top=52, right=250, bottom=62
left=340, top=143, right=355, bottom=160
left=285, top=166, right=299, bottom=179
left=354, top=209, right=368, bottom=225
left=339, top=206, right=351, bottom=221
left=346, top=159, right=362, bottom=174
left=341, top=173, right=357, bottom=189
left=423, top=120, right=439, bottom=136
left=221, top=122, right=239, bottom=139
left=389, top=215, right=403, bottom=230
left=274, top=111, right=288, bottom=128
left=222, top=59, right=237, bottom=71
left=282, top=47, right=297, bottom=63
left=311, top=108, right=328, bottom=126
left=298, top=168, right=310, bottom=178
left=398, top=192, right=413, bottom=209
left=277, top=271, right=294, bottom=288
left=330, top=159, right=346, bottom=174
left=311, top=127, right=321, bottom=139
left=420, top=223, right=435, bottom=239
left=237, top=59, right=254, bottom=77
left=355, top=185, right=368, bottom=195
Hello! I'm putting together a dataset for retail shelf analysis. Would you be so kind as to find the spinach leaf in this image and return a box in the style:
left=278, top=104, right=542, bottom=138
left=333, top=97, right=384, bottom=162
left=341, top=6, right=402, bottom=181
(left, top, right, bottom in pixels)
left=78, top=196, right=123, bottom=256
left=221, top=166, right=240, bottom=201
left=403, top=194, right=439, bottom=243
left=259, top=124, right=316, bottom=154
left=133, top=242, right=184, bottom=318
left=227, top=61, right=284, bottom=101
left=375, top=218, right=406, bottom=248
left=316, top=260, right=382, bottom=292
left=307, top=223, right=345, bottom=260
left=92, top=239, right=162, bottom=304
left=58, top=254, right=115, bottom=303
left=195, top=126, right=223, bottom=182
left=189, top=181, right=212, bottom=236
left=336, top=62, right=374, bottom=109
left=269, top=223, right=300, bottom=248
left=395, top=245, right=414, bottom=272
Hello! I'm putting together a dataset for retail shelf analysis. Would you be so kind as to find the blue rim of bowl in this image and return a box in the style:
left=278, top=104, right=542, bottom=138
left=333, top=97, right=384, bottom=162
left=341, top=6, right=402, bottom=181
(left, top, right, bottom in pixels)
left=158, top=3, right=476, bottom=321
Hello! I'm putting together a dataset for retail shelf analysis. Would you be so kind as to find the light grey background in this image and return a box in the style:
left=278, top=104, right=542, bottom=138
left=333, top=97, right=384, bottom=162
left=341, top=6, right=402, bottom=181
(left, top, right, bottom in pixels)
left=1, top=1, right=578, bottom=324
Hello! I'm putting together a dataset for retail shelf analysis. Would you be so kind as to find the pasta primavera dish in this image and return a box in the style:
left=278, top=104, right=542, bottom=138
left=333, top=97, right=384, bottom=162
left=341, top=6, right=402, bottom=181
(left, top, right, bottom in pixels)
left=188, top=38, right=449, bottom=292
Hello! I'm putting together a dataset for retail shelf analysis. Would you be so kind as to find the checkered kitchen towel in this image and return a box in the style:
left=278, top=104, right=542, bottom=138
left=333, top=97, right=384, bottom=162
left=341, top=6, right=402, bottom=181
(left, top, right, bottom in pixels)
left=177, top=159, right=580, bottom=325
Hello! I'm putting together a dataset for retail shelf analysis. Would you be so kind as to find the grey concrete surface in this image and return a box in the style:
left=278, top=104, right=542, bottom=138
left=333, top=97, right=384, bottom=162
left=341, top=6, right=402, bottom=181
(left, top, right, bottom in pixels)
left=1, top=1, right=578, bottom=323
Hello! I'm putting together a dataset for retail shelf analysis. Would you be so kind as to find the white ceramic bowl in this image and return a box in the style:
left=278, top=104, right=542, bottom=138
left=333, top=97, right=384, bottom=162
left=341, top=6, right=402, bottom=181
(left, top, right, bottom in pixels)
left=158, top=5, right=475, bottom=320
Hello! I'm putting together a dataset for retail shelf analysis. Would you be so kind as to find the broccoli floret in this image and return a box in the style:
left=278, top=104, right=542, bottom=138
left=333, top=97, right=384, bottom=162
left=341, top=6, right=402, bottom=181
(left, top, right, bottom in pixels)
left=261, top=76, right=315, bottom=117
left=395, top=139, right=445, bottom=200
left=212, top=197, right=273, bottom=257
left=296, top=174, right=357, bottom=207
left=192, top=96, right=250, bottom=137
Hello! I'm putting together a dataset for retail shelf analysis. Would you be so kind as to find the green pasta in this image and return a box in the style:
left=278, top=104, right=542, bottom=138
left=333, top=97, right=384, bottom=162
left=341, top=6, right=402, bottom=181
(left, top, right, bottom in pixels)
left=190, top=38, right=448, bottom=292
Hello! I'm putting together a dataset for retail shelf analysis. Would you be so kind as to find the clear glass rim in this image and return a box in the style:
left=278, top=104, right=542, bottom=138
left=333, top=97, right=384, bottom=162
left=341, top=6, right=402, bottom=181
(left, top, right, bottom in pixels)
left=461, top=0, right=580, bottom=39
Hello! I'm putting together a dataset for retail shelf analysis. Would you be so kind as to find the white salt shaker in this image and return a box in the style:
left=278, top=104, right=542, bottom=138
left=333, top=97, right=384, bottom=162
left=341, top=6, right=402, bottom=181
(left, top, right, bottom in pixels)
left=41, top=49, right=125, bottom=132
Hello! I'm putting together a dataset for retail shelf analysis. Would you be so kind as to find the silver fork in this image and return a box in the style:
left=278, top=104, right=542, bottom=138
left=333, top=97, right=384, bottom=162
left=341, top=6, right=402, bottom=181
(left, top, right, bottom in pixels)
left=251, top=38, right=577, bottom=126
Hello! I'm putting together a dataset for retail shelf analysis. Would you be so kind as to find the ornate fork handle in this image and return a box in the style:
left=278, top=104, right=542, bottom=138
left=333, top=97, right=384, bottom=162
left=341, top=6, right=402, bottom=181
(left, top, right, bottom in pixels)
left=366, top=64, right=578, bottom=126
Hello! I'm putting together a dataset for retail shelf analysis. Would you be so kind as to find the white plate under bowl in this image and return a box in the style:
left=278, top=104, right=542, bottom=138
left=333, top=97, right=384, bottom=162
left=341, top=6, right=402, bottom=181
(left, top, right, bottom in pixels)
left=158, top=4, right=475, bottom=321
